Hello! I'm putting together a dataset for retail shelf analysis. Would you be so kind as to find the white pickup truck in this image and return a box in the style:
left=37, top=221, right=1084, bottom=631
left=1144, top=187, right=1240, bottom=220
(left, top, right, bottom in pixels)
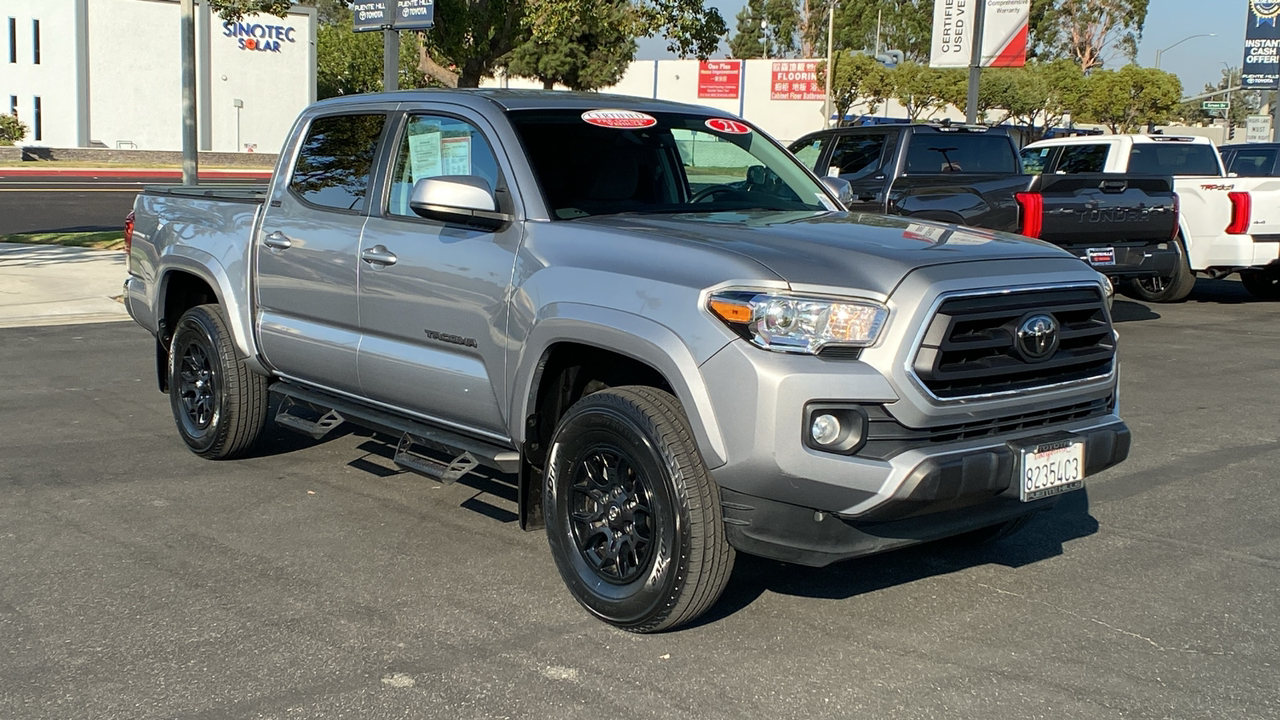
left=1021, top=134, right=1280, bottom=301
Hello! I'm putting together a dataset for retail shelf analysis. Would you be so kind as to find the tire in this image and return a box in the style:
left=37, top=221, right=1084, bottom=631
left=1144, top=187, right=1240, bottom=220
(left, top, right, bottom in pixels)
left=1121, top=238, right=1196, bottom=303
left=168, top=304, right=270, bottom=460
left=1240, top=268, right=1280, bottom=300
left=949, top=514, right=1034, bottom=547
left=543, top=386, right=734, bottom=633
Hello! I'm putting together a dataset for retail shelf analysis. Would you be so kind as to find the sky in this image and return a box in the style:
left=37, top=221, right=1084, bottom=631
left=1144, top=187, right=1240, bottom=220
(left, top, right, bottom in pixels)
left=636, top=0, right=1249, bottom=98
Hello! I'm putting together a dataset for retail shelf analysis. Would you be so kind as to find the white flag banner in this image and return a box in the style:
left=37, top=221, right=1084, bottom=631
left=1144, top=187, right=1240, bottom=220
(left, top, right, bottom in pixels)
left=930, top=0, right=1030, bottom=69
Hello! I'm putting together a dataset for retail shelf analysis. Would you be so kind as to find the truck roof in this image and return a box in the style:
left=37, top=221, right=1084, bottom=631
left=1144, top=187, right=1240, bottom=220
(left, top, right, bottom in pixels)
left=1027, top=133, right=1215, bottom=148
left=310, top=88, right=735, bottom=116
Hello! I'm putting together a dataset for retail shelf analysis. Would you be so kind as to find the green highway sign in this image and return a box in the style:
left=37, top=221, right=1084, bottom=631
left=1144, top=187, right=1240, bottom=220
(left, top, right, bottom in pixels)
left=1202, top=101, right=1230, bottom=110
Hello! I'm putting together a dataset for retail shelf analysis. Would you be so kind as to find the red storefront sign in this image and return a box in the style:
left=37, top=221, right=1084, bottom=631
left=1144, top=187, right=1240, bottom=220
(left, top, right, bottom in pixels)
left=698, top=60, right=742, bottom=99
left=770, top=60, right=824, bottom=101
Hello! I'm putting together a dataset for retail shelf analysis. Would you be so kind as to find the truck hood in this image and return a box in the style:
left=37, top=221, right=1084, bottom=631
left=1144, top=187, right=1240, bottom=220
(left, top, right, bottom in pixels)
left=577, top=211, right=1072, bottom=297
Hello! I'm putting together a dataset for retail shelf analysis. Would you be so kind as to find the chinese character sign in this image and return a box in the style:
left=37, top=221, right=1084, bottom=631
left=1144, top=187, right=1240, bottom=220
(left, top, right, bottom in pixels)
left=770, top=61, right=824, bottom=101
left=698, top=61, right=742, bottom=99
left=1243, top=0, right=1280, bottom=89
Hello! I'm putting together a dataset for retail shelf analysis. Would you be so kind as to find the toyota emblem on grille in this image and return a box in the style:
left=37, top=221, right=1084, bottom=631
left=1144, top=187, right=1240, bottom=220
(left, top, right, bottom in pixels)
left=1015, top=313, right=1059, bottom=362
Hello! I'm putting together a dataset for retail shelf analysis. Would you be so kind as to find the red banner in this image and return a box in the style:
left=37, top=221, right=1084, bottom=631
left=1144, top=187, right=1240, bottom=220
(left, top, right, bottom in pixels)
left=698, top=60, right=742, bottom=99
left=770, top=60, right=824, bottom=101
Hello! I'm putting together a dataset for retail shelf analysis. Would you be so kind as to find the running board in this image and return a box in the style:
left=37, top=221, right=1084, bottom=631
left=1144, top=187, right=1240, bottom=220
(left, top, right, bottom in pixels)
left=274, top=397, right=345, bottom=439
left=268, top=382, right=520, bottom=476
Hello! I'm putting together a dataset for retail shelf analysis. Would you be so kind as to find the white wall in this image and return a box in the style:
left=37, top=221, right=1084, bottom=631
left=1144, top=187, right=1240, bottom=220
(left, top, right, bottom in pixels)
left=0, top=0, right=80, bottom=147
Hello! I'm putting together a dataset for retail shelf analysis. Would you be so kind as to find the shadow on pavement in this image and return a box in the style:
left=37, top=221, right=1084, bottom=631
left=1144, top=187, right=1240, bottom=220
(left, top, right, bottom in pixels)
left=1110, top=299, right=1160, bottom=323
left=1186, top=277, right=1261, bottom=305
left=695, top=490, right=1097, bottom=627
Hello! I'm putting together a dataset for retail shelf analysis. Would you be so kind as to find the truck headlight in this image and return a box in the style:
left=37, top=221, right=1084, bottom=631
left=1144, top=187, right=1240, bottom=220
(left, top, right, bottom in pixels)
left=707, top=291, right=888, bottom=354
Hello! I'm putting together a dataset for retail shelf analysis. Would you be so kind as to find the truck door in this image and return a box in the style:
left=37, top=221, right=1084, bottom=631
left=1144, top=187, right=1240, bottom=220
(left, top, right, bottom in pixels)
left=355, top=109, right=520, bottom=437
left=825, top=131, right=892, bottom=211
left=256, top=110, right=389, bottom=395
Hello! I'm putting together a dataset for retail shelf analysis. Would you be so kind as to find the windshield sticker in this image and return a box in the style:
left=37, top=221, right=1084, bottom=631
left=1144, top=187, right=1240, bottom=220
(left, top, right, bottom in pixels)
left=705, top=118, right=751, bottom=134
left=581, top=109, right=657, bottom=129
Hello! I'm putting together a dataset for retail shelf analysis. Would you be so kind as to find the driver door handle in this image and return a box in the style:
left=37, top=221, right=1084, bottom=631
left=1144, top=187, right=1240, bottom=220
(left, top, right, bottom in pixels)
left=361, top=245, right=398, bottom=267
left=263, top=231, right=292, bottom=250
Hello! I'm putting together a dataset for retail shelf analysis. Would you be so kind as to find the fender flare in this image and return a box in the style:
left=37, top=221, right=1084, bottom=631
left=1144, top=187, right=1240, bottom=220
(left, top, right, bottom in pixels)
left=156, top=246, right=267, bottom=374
left=510, top=303, right=729, bottom=469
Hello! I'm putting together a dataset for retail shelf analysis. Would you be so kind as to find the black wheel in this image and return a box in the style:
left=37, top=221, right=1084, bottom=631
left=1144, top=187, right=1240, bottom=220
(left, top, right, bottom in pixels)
left=169, top=304, right=269, bottom=459
left=1240, top=268, right=1280, bottom=300
left=949, top=514, right=1034, bottom=547
left=1121, top=239, right=1196, bottom=303
left=544, top=386, right=734, bottom=633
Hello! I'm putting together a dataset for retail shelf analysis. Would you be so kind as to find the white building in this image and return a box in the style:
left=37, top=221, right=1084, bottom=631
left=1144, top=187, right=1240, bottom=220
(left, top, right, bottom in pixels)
left=0, top=0, right=315, bottom=152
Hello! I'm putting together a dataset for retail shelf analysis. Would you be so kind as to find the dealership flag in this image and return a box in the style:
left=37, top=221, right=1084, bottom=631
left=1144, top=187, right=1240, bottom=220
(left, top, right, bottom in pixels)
left=930, top=0, right=1030, bottom=69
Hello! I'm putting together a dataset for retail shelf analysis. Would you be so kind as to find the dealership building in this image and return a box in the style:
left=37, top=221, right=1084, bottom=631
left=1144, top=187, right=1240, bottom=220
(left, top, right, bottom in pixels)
left=1, top=0, right=315, bottom=152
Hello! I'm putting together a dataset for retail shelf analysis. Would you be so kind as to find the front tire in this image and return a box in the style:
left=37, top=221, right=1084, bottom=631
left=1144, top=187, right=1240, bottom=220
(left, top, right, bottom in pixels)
left=544, top=387, right=734, bottom=633
left=168, top=304, right=270, bottom=459
left=1240, top=268, right=1280, bottom=300
left=1121, top=239, right=1196, bottom=303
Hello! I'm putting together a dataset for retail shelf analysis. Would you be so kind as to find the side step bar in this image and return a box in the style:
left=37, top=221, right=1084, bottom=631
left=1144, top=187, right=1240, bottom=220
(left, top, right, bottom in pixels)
left=269, top=382, right=520, bottom=479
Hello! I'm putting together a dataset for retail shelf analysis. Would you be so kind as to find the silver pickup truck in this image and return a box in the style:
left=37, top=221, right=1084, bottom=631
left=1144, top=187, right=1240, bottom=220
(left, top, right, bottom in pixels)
left=124, top=90, right=1130, bottom=632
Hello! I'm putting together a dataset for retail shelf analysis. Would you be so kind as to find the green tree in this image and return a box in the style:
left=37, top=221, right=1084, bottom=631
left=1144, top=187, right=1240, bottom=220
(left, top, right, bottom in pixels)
left=729, top=1, right=766, bottom=59
left=729, top=0, right=800, bottom=59
left=0, top=113, right=28, bottom=146
left=315, top=8, right=428, bottom=98
left=207, top=0, right=293, bottom=21
left=890, top=62, right=965, bottom=121
left=966, top=60, right=1084, bottom=138
left=1052, top=0, right=1149, bottom=71
left=829, top=0, right=932, bottom=62
left=505, top=0, right=638, bottom=89
left=1078, top=64, right=1181, bottom=133
left=819, top=51, right=892, bottom=119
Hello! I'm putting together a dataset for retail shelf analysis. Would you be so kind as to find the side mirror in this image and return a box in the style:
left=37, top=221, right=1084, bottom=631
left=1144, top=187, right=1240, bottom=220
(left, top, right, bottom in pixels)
left=820, top=176, right=853, bottom=206
left=409, top=176, right=511, bottom=229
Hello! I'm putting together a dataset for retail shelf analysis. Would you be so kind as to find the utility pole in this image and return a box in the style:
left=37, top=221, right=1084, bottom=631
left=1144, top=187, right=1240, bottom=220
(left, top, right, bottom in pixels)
left=180, top=0, right=198, bottom=185
left=824, top=2, right=836, bottom=127
left=964, top=0, right=987, bottom=124
left=383, top=28, right=399, bottom=91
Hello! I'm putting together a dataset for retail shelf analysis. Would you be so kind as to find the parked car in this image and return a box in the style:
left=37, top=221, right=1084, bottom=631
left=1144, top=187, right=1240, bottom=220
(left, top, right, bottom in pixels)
left=1023, top=134, right=1280, bottom=301
left=788, top=123, right=1178, bottom=283
left=123, top=91, right=1130, bottom=632
left=1219, top=143, right=1280, bottom=177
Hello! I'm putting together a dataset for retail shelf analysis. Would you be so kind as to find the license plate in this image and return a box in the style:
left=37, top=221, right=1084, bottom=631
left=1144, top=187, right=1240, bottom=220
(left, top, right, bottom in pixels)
left=1020, top=439, right=1085, bottom=501
left=1086, top=247, right=1117, bottom=266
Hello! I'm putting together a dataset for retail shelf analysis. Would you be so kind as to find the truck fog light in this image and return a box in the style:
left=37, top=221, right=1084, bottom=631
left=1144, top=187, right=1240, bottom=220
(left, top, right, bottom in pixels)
left=811, top=414, right=841, bottom=445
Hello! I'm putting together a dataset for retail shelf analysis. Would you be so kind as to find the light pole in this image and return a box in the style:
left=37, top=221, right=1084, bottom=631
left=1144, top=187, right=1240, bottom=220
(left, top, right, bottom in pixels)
left=1154, top=33, right=1216, bottom=70
left=1222, top=62, right=1234, bottom=142
left=761, top=19, right=769, bottom=60
left=824, top=1, right=835, bottom=127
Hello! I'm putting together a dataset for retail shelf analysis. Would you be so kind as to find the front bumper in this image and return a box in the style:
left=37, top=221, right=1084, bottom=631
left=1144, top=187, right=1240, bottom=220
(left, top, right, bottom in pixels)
left=719, top=420, right=1129, bottom=567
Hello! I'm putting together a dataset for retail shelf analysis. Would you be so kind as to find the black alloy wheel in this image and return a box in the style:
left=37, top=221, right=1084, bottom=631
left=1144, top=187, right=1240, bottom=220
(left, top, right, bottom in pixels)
left=168, top=304, right=270, bottom=460
left=568, top=449, right=655, bottom=585
left=1122, top=238, right=1196, bottom=303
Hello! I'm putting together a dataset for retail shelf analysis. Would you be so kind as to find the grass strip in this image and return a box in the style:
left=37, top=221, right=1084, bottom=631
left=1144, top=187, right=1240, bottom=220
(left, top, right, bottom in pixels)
left=0, top=231, right=126, bottom=250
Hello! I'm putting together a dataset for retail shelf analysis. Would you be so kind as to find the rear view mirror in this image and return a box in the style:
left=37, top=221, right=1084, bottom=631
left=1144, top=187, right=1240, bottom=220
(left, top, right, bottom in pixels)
left=820, top=176, right=854, bottom=206
left=409, top=176, right=511, bottom=229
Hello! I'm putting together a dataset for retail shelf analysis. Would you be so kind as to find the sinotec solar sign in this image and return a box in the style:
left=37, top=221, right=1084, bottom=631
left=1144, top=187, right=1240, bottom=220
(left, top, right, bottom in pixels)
left=353, top=0, right=434, bottom=32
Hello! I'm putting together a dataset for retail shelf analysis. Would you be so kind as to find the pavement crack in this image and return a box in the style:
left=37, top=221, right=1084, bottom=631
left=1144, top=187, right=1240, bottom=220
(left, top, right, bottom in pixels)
left=974, top=582, right=1231, bottom=656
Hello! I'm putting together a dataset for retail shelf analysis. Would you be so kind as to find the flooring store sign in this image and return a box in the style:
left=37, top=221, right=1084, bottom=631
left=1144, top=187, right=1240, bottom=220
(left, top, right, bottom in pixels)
left=223, top=21, right=298, bottom=53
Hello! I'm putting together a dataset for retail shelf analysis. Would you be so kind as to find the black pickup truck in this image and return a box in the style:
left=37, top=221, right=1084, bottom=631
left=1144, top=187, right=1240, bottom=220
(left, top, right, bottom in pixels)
left=790, top=123, right=1180, bottom=280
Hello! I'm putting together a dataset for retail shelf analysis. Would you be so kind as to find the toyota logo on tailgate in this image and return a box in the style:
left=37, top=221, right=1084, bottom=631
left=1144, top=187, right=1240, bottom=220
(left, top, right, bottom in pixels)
left=1015, top=313, right=1059, bottom=362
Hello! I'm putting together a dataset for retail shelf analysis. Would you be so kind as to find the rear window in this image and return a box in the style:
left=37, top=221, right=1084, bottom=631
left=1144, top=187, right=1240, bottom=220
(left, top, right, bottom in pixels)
left=904, top=133, right=1017, bottom=174
left=1128, top=142, right=1221, bottom=176
left=1056, top=144, right=1109, bottom=173
left=1227, top=147, right=1277, bottom=176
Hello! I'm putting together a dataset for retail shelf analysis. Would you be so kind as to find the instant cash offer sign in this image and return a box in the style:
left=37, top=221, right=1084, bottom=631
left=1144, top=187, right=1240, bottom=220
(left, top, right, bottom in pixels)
left=929, top=0, right=1030, bottom=68
left=1243, top=0, right=1280, bottom=89
left=353, top=0, right=435, bottom=32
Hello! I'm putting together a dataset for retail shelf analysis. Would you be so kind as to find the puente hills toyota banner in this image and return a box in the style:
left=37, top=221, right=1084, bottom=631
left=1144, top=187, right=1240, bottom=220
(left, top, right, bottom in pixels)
left=929, top=0, right=1030, bottom=68
left=1243, top=0, right=1280, bottom=89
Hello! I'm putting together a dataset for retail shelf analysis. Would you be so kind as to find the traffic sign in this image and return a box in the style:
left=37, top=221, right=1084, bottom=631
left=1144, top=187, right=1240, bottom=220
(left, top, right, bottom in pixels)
left=352, top=0, right=434, bottom=32
left=1202, top=101, right=1230, bottom=110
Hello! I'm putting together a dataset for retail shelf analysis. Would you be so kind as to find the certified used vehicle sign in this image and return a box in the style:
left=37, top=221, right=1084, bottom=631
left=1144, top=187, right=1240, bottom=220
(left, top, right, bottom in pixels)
left=705, top=118, right=751, bottom=134
left=581, top=109, right=657, bottom=129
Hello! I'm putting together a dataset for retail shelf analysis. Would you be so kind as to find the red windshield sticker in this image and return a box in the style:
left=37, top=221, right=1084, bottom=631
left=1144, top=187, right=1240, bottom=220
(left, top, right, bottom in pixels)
left=581, top=109, right=657, bottom=129
left=705, top=118, right=752, bottom=134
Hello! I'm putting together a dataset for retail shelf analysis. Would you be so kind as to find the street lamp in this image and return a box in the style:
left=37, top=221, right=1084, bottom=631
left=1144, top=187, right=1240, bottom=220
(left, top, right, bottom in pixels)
left=1221, top=62, right=1235, bottom=142
left=1154, top=33, right=1217, bottom=70
left=761, top=19, right=769, bottom=60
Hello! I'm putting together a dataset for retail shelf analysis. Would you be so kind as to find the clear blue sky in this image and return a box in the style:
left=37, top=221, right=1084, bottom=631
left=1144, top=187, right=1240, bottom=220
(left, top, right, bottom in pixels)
left=636, top=0, right=1248, bottom=98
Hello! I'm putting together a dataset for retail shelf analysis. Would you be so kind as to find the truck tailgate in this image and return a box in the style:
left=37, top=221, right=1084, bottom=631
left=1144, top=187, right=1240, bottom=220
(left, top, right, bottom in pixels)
left=1031, top=174, right=1177, bottom=248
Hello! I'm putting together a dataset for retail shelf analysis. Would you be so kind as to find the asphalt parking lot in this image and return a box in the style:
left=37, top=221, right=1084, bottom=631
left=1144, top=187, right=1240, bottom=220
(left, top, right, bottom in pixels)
left=1, top=278, right=1277, bottom=720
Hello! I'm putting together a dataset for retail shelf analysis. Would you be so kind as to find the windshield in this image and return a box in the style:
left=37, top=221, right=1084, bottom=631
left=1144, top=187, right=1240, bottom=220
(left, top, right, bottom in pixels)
left=1128, top=142, right=1222, bottom=176
left=509, top=109, right=834, bottom=219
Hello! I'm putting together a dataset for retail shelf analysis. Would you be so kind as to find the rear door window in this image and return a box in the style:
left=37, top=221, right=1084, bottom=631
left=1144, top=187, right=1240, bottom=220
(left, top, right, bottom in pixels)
left=1227, top=147, right=1277, bottom=176
left=1020, top=146, right=1056, bottom=174
left=289, top=114, right=386, bottom=212
left=1056, top=144, right=1109, bottom=173
left=828, top=133, right=889, bottom=180
left=1128, top=142, right=1222, bottom=176
left=903, top=133, right=1017, bottom=174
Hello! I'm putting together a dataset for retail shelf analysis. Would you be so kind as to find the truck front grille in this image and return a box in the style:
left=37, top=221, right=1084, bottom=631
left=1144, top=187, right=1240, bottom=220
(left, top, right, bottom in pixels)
left=912, top=286, right=1114, bottom=400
